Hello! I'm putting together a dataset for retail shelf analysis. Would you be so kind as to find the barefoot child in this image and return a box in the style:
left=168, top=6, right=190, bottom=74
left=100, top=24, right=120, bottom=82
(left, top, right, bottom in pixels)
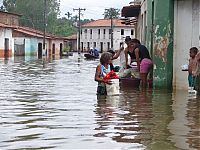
left=193, top=49, right=200, bottom=91
left=188, top=47, right=198, bottom=88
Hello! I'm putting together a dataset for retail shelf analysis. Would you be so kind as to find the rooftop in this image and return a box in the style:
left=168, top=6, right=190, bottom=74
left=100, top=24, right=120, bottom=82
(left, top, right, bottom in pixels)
left=82, top=19, right=134, bottom=28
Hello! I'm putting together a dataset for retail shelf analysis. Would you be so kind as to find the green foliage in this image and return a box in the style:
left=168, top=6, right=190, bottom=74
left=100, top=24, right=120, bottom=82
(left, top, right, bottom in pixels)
left=0, top=0, right=93, bottom=37
left=54, top=17, right=77, bottom=36
left=63, top=47, right=70, bottom=52
left=103, top=8, right=120, bottom=19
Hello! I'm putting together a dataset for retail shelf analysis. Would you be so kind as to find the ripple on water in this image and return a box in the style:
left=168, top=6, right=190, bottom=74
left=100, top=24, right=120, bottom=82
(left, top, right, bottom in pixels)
left=0, top=55, right=199, bottom=149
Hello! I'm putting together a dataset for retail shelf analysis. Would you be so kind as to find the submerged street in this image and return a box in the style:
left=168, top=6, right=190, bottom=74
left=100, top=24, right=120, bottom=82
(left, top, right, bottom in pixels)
left=0, top=53, right=199, bottom=150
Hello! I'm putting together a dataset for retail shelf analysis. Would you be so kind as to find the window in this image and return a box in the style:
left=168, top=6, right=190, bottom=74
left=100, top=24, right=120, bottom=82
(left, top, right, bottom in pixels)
left=90, top=29, right=92, bottom=39
left=103, top=29, right=106, bottom=34
left=131, top=29, right=134, bottom=35
left=103, top=29, right=106, bottom=39
left=109, top=29, right=112, bottom=39
left=93, top=42, right=96, bottom=48
left=121, top=29, right=124, bottom=35
left=109, top=29, right=112, bottom=34
left=98, top=29, right=100, bottom=39
left=84, top=29, right=87, bottom=39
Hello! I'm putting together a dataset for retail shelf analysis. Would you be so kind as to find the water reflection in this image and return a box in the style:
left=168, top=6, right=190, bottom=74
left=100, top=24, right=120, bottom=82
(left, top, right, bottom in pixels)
left=168, top=90, right=200, bottom=150
left=94, top=89, right=179, bottom=150
left=0, top=54, right=199, bottom=149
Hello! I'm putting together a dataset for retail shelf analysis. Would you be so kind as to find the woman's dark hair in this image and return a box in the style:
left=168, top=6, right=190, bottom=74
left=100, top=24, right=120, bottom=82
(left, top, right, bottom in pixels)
left=131, top=38, right=141, bottom=44
left=107, top=49, right=115, bottom=55
left=125, top=36, right=131, bottom=43
left=100, top=52, right=112, bottom=65
left=190, top=47, right=198, bottom=54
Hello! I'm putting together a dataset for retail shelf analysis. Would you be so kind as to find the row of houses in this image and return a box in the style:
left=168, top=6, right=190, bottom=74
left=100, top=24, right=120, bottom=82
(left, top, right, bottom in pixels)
left=80, top=19, right=135, bottom=52
left=0, top=11, right=68, bottom=60
left=121, top=0, right=200, bottom=89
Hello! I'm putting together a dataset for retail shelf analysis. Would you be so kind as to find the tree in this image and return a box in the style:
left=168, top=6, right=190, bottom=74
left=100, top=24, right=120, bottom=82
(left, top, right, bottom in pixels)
left=1, top=0, right=93, bottom=37
left=103, top=8, right=120, bottom=19
left=2, top=0, right=60, bottom=33
left=54, top=17, right=77, bottom=36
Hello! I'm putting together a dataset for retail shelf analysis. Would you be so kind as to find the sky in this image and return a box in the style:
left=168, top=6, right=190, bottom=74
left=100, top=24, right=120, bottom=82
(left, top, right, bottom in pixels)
left=59, top=0, right=132, bottom=19
left=0, top=0, right=131, bottom=20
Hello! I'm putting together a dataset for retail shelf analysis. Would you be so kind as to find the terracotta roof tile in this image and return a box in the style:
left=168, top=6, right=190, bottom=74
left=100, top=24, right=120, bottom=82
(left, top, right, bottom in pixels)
left=0, top=22, right=16, bottom=28
left=65, top=34, right=77, bottom=40
left=82, top=19, right=134, bottom=27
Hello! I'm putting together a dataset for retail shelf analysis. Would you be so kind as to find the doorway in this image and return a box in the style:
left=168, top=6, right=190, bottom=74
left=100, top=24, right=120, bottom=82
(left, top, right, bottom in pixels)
left=100, top=42, right=103, bottom=53
left=4, top=38, right=9, bottom=58
left=60, top=43, right=63, bottom=56
left=38, top=43, right=42, bottom=59
left=52, top=43, right=55, bottom=55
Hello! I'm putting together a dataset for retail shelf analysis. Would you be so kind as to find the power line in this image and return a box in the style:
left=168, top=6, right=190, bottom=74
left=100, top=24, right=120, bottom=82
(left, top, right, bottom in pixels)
left=73, top=8, right=86, bottom=53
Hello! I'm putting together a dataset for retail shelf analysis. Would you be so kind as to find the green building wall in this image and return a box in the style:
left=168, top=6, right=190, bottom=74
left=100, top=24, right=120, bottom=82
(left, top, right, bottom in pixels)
left=146, top=0, right=174, bottom=89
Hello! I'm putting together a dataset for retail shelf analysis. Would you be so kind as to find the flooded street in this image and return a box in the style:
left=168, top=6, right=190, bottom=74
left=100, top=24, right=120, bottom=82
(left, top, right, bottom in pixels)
left=0, top=53, right=199, bottom=150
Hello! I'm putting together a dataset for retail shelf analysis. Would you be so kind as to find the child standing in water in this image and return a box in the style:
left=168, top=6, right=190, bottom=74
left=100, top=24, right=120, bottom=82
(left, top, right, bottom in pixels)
left=193, top=49, right=200, bottom=92
left=95, top=52, right=112, bottom=95
left=188, top=47, right=198, bottom=88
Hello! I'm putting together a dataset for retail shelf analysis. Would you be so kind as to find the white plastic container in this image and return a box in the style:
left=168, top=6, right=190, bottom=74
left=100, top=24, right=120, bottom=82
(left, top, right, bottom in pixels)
left=181, top=64, right=188, bottom=71
left=106, top=79, right=120, bottom=96
left=188, top=87, right=197, bottom=95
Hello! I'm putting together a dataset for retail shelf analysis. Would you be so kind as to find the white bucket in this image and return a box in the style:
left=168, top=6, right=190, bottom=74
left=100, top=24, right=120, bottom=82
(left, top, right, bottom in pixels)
left=106, top=79, right=120, bottom=96
left=188, top=87, right=197, bottom=96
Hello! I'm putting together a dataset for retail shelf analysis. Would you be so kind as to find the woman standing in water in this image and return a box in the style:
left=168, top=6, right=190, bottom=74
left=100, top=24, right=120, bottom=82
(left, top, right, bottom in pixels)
left=95, top=52, right=112, bottom=95
left=124, top=39, right=153, bottom=88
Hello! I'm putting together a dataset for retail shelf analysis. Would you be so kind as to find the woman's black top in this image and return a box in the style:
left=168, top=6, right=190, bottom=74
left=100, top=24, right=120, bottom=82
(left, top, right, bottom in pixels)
left=128, top=44, right=151, bottom=62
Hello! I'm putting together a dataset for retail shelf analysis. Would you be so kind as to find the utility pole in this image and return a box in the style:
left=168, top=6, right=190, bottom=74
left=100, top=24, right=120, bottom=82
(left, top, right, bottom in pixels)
left=110, top=8, right=114, bottom=49
left=43, top=0, right=47, bottom=57
left=65, top=12, right=72, bottom=20
left=73, top=8, right=86, bottom=54
left=105, top=8, right=118, bottom=49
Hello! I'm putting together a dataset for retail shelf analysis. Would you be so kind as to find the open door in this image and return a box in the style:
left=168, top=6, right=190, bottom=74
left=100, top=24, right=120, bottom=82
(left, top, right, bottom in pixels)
left=100, top=42, right=103, bottom=53
left=4, top=38, right=9, bottom=58
left=60, top=43, right=63, bottom=56
left=38, top=43, right=42, bottom=59
left=52, top=43, right=55, bottom=55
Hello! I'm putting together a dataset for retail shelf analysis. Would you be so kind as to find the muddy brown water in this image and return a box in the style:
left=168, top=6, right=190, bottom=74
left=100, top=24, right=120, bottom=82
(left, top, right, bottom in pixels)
left=0, top=54, right=199, bottom=150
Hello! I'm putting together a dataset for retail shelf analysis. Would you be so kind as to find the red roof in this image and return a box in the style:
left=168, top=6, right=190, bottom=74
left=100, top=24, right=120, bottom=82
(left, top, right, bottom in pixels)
left=82, top=19, right=134, bottom=27
left=65, top=34, right=77, bottom=40
left=0, top=22, right=65, bottom=40
left=0, top=11, right=22, bottom=17
left=0, top=22, right=16, bottom=28
left=14, top=26, right=64, bottom=39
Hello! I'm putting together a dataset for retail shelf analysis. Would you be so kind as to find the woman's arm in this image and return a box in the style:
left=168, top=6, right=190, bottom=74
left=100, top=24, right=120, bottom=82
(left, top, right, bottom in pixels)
left=135, top=48, right=140, bottom=72
left=95, top=65, right=104, bottom=82
left=124, top=48, right=129, bottom=69
left=112, top=47, right=124, bottom=60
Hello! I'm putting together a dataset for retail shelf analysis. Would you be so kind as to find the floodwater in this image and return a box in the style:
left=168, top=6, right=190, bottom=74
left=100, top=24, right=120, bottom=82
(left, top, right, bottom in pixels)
left=0, top=53, right=199, bottom=150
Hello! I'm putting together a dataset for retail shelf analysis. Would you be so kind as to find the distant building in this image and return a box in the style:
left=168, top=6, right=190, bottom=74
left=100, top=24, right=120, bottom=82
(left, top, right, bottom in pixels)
left=122, top=0, right=200, bottom=90
left=13, top=26, right=64, bottom=59
left=64, top=34, right=77, bottom=52
left=0, top=11, right=21, bottom=26
left=80, top=19, right=135, bottom=52
left=0, top=22, right=15, bottom=57
left=0, top=11, right=65, bottom=59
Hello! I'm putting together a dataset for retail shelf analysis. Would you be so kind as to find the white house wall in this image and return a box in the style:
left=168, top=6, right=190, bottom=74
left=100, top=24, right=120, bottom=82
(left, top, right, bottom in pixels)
left=0, top=28, right=13, bottom=50
left=51, top=40, right=63, bottom=55
left=140, top=0, right=147, bottom=45
left=80, top=27, right=134, bottom=52
left=173, top=0, right=200, bottom=89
